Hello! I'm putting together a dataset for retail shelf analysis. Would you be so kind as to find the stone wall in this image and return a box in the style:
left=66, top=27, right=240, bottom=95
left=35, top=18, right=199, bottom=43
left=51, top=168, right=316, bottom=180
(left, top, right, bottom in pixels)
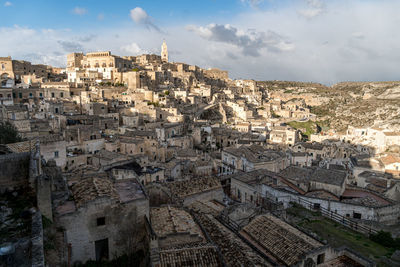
left=31, top=211, right=45, bottom=267
left=58, top=197, right=149, bottom=264
left=0, top=152, right=30, bottom=192
left=183, top=188, right=224, bottom=206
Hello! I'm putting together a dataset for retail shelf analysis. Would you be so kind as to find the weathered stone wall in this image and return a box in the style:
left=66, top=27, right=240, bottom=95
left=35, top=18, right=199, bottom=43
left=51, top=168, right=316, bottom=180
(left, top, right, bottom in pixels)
left=31, top=210, right=45, bottom=267
left=0, top=152, right=30, bottom=191
left=183, top=188, right=224, bottom=206
left=58, top=197, right=149, bottom=264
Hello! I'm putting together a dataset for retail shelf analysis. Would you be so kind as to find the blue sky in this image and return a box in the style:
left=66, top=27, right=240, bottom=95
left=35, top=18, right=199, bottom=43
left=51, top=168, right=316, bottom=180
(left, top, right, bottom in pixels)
left=0, top=0, right=270, bottom=29
left=1, top=0, right=399, bottom=84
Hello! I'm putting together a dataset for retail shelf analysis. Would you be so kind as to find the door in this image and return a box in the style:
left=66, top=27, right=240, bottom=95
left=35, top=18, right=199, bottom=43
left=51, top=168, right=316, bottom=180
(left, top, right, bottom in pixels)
left=95, top=238, right=109, bottom=261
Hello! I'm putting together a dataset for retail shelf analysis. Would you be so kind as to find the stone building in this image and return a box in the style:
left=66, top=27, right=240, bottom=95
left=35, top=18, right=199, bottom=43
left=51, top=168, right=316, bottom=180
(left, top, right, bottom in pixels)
left=67, top=51, right=134, bottom=82
left=221, top=144, right=288, bottom=175
left=55, top=176, right=149, bottom=264
left=1, top=56, right=51, bottom=80
left=0, top=88, right=13, bottom=105
left=149, top=205, right=223, bottom=266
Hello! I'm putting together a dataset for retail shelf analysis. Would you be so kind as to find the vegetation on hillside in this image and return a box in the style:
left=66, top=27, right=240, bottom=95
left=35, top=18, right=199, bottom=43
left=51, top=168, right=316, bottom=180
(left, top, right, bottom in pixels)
left=0, top=122, right=23, bottom=144
left=287, top=120, right=330, bottom=139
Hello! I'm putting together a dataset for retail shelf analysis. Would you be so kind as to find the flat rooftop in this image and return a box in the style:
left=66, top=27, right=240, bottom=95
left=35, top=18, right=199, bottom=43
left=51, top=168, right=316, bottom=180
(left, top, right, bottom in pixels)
left=57, top=176, right=145, bottom=214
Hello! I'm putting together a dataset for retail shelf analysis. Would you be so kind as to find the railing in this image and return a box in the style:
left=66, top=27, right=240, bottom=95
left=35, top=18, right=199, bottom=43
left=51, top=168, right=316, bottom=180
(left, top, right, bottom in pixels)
left=292, top=197, right=377, bottom=235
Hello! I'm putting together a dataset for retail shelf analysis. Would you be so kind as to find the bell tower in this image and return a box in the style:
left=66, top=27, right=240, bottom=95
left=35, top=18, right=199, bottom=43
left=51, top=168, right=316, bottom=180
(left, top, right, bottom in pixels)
left=161, top=40, right=168, bottom=63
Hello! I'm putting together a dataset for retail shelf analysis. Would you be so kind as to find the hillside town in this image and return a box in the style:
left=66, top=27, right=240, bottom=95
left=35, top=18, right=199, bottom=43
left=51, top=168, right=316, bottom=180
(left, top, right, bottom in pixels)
left=1, top=41, right=400, bottom=267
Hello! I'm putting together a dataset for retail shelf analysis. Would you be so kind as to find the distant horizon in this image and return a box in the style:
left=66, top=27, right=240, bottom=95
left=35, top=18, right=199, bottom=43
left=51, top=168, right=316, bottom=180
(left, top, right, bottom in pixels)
left=6, top=51, right=400, bottom=87
left=1, top=0, right=399, bottom=84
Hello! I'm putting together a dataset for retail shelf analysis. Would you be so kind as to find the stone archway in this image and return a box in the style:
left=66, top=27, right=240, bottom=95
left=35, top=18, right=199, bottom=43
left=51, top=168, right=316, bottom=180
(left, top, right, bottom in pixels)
left=0, top=72, right=10, bottom=80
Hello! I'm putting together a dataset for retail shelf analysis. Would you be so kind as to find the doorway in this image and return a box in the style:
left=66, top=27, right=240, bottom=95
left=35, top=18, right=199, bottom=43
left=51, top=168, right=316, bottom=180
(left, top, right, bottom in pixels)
left=95, top=238, right=109, bottom=261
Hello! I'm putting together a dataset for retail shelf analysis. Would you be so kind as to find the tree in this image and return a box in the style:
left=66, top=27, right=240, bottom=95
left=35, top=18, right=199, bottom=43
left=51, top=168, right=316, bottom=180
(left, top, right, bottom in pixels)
left=116, top=209, right=146, bottom=266
left=0, top=122, right=23, bottom=144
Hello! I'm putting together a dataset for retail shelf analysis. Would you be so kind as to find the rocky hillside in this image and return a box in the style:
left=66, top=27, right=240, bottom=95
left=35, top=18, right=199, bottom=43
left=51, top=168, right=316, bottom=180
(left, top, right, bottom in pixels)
left=261, top=81, right=400, bottom=132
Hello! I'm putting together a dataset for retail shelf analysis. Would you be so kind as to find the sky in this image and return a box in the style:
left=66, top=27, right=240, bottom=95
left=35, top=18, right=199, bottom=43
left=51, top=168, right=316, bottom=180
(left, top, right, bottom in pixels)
left=1, top=0, right=399, bottom=85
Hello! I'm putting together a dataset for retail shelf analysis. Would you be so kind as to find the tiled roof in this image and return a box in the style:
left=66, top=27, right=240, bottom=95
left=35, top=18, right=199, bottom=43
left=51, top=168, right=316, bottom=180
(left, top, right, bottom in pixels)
left=279, top=166, right=347, bottom=186
left=320, top=255, right=363, bottom=267
left=241, top=214, right=323, bottom=266
left=6, top=141, right=34, bottom=153
left=168, top=176, right=221, bottom=198
left=224, top=145, right=286, bottom=163
left=159, top=245, right=222, bottom=267
left=151, top=206, right=204, bottom=240
left=71, top=177, right=119, bottom=208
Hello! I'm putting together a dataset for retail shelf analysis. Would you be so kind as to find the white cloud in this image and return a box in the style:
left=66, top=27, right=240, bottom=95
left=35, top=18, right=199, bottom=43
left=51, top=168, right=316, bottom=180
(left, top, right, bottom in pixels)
left=121, top=42, right=147, bottom=55
left=130, top=7, right=161, bottom=32
left=186, top=23, right=294, bottom=56
left=298, top=0, right=325, bottom=19
left=2, top=1, right=400, bottom=85
left=4, top=1, right=12, bottom=7
left=72, top=7, right=87, bottom=16
left=130, top=7, right=148, bottom=23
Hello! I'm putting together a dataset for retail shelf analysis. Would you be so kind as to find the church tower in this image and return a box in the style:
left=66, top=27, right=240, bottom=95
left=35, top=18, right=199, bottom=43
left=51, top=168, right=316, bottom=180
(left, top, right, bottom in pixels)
left=161, top=40, right=168, bottom=63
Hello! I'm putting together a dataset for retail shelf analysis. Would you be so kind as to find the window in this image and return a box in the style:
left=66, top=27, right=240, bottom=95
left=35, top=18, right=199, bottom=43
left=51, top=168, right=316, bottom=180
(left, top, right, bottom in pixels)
left=51, top=92, right=55, bottom=98
left=18, top=92, right=22, bottom=98
left=353, top=212, right=361, bottom=219
left=60, top=92, right=64, bottom=97
left=97, top=217, right=106, bottom=226
left=54, top=151, right=59, bottom=158
left=317, top=254, right=325, bottom=264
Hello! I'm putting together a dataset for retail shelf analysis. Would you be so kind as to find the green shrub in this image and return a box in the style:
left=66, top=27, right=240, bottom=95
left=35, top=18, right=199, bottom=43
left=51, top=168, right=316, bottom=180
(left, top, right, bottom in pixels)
left=370, top=231, right=395, bottom=248
left=0, top=122, right=23, bottom=144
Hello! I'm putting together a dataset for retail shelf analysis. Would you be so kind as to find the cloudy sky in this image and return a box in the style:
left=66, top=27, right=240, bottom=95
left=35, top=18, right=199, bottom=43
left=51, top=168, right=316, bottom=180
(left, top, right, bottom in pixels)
left=1, top=0, right=399, bottom=84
